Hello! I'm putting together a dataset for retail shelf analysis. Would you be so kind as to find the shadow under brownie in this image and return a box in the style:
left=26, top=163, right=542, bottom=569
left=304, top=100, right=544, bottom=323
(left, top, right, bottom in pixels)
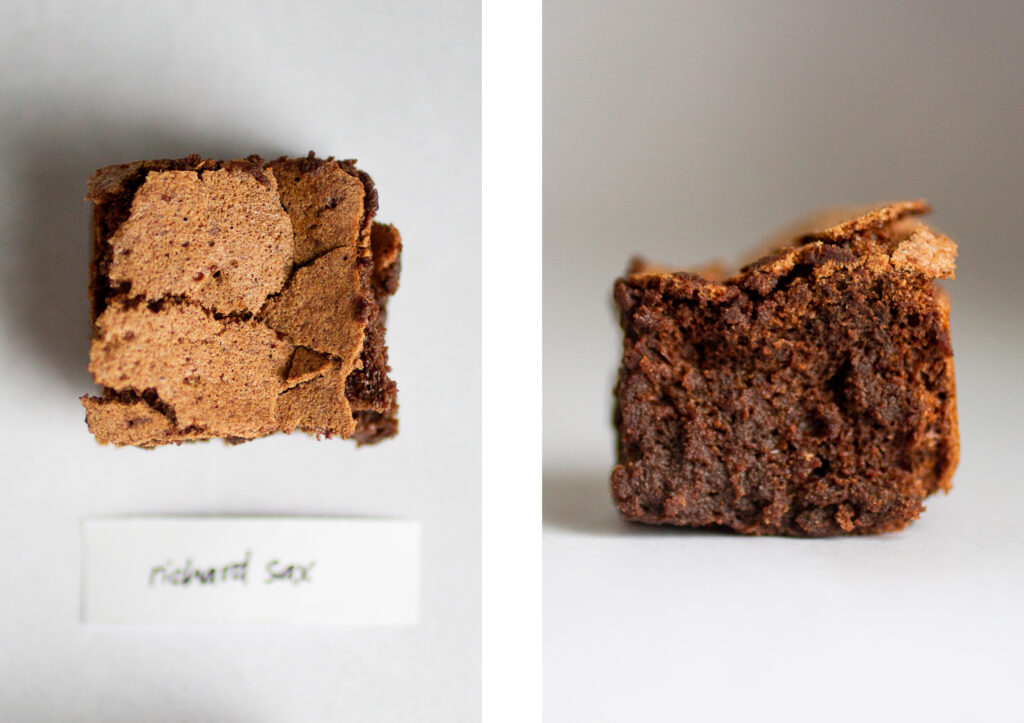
left=81, top=153, right=401, bottom=447
left=612, top=201, right=959, bottom=536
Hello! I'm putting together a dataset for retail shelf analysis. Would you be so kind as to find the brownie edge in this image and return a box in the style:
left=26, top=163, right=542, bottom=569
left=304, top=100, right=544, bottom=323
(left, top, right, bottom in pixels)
left=612, top=201, right=959, bottom=536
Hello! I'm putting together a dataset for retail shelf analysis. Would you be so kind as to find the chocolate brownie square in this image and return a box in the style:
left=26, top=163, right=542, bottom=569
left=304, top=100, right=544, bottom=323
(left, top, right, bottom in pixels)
left=612, top=201, right=959, bottom=536
left=81, top=153, right=400, bottom=447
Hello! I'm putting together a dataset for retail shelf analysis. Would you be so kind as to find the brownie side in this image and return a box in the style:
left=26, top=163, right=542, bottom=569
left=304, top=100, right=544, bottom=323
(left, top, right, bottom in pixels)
left=612, top=202, right=958, bottom=536
left=349, top=222, right=402, bottom=443
left=350, top=403, right=400, bottom=445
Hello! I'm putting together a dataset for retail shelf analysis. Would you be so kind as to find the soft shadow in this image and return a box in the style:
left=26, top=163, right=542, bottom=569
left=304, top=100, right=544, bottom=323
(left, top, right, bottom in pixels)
left=544, top=468, right=731, bottom=537
left=0, top=94, right=293, bottom=392
left=8, top=691, right=251, bottom=723
left=543, top=469, right=624, bottom=535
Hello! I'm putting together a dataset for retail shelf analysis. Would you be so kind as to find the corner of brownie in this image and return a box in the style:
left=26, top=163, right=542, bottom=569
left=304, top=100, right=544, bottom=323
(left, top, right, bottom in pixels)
left=81, top=152, right=401, bottom=447
left=612, top=200, right=959, bottom=536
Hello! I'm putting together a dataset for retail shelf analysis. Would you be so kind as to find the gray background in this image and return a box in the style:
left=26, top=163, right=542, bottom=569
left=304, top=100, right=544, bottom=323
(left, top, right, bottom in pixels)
left=545, top=1, right=1023, bottom=720
left=0, top=1, right=479, bottom=721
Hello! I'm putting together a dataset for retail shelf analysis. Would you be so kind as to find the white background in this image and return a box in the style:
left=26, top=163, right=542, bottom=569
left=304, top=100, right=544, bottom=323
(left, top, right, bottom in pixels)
left=545, top=1, right=1024, bottom=720
left=480, top=1, right=542, bottom=721
left=0, top=1, right=480, bottom=721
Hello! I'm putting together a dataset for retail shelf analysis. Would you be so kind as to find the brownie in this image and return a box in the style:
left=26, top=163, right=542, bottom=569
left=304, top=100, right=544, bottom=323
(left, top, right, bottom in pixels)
left=81, top=152, right=401, bottom=447
left=612, top=201, right=959, bottom=536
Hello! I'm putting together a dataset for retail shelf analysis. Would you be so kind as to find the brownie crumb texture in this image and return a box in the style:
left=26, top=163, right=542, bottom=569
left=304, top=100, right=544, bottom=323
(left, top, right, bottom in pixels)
left=81, top=152, right=401, bottom=448
left=612, top=201, right=959, bottom=536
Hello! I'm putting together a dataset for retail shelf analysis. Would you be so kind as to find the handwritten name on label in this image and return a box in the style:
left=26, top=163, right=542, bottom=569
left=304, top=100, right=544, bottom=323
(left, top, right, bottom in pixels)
left=147, top=552, right=315, bottom=587
left=81, top=517, right=419, bottom=625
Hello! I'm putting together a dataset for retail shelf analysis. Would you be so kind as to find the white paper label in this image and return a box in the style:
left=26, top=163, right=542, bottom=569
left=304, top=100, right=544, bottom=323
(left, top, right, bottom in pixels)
left=81, top=517, right=420, bottom=625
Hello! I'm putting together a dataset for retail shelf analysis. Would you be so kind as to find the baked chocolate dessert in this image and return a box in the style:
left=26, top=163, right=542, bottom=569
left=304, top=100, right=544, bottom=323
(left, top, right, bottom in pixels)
left=612, top=201, right=959, bottom=536
left=81, top=153, right=401, bottom=447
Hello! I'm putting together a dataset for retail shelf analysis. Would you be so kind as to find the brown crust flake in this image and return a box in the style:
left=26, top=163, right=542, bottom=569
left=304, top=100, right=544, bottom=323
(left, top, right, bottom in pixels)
left=106, top=169, right=292, bottom=315
left=285, top=347, right=337, bottom=388
left=259, top=245, right=369, bottom=364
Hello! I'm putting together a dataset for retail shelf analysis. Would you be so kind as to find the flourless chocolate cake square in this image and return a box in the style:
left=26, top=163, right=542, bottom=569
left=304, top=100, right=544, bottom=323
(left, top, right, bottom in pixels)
left=81, top=153, right=400, bottom=447
left=612, top=201, right=959, bottom=536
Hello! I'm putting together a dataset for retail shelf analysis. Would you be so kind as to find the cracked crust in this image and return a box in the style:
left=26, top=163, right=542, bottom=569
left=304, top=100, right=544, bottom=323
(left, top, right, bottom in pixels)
left=285, top=347, right=337, bottom=387
left=613, top=201, right=959, bottom=536
left=106, top=168, right=293, bottom=315
left=259, top=245, right=368, bottom=364
left=277, top=366, right=357, bottom=439
left=81, top=397, right=212, bottom=447
left=88, top=301, right=293, bottom=437
left=266, top=156, right=366, bottom=265
left=82, top=153, right=401, bottom=447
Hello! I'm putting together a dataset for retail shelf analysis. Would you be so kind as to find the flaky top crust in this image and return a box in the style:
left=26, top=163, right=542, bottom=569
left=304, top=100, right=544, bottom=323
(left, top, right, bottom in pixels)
left=627, top=201, right=956, bottom=300
left=81, top=153, right=399, bottom=447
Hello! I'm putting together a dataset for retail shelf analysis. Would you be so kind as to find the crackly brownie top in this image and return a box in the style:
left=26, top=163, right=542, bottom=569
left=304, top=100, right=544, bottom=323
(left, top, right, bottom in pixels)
left=267, top=156, right=368, bottom=265
left=626, top=200, right=956, bottom=296
left=103, top=168, right=293, bottom=315
left=83, top=153, right=387, bottom=444
left=89, top=301, right=294, bottom=437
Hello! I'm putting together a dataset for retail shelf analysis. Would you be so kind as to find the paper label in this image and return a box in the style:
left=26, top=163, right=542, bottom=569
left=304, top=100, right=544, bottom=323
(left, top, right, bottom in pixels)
left=81, top=517, right=420, bottom=625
